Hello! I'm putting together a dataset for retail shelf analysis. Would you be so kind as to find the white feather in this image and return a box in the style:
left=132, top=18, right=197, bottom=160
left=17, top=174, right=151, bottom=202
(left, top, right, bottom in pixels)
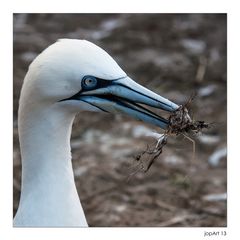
left=14, top=39, right=126, bottom=227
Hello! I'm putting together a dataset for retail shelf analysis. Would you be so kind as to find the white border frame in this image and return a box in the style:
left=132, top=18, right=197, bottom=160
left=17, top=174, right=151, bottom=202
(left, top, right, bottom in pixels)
left=1, top=1, right=238, bottom=240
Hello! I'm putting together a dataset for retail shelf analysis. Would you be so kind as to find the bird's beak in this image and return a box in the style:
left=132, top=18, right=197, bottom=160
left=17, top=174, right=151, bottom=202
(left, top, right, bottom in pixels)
left=78, top=77, right=179, bottom=130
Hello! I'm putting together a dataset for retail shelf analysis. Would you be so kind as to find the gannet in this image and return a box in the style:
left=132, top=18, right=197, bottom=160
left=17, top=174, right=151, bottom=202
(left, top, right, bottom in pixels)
left=14, top=39, right=179, bottom=227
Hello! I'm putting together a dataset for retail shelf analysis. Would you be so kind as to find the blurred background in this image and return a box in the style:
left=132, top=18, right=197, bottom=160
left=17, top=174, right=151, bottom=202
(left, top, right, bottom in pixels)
left=13, top=14, right=227, bottom=227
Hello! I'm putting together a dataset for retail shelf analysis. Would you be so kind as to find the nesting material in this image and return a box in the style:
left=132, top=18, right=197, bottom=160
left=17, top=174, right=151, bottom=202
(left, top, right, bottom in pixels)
left=129, top=99, right=210, bottom=179
left=167, top=105, right=209, bottom=135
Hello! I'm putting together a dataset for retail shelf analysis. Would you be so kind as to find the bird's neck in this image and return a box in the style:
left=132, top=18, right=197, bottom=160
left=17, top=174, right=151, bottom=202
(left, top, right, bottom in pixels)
left=15, top=102, right=88, bottom=226
left=19, top=103, right=75, bottom=185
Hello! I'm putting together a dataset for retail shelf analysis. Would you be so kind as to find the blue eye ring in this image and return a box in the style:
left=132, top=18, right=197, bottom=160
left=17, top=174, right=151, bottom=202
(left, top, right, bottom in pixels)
left=82, top=76, right=98, bottom=90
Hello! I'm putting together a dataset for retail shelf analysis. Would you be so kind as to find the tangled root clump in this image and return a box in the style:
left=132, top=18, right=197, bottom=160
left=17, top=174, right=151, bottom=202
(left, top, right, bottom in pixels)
left=168, top=105, right=209, bottom=135
left=128, top=99, right=210, bottom=180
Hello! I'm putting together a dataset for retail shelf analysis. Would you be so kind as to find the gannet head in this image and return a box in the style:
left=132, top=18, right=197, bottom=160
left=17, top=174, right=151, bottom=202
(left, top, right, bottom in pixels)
left=21, top=39, right=179, bottom=129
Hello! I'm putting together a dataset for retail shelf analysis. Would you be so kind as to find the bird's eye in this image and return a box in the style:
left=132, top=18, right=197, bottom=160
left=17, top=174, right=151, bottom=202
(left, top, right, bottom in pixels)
left=82, top=76, right=98, bottom=90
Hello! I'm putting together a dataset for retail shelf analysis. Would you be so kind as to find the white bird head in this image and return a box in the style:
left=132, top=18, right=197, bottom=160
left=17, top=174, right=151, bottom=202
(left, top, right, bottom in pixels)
left=20, top=39, right=179, bottom=129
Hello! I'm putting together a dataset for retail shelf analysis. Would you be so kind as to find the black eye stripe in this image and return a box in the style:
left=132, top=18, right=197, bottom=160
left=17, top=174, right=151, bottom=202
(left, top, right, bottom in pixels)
left=59, top=76, right=120, bottom=102
left=81, top=75, right=115, bottom=91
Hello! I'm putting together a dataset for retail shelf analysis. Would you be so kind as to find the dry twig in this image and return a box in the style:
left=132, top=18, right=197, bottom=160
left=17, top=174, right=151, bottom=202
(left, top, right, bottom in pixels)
left=129, top=96, right=210, bottom=178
